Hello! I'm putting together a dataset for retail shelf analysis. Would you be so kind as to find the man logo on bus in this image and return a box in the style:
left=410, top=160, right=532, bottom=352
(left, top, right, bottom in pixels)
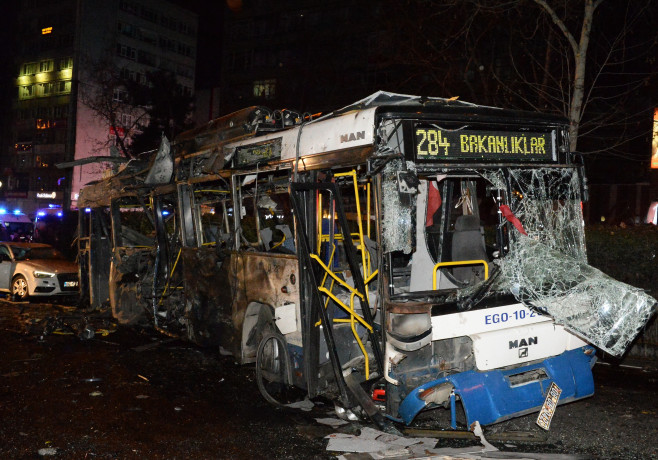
left=509, top=336, right=538, bottom=349
left=340, top=131, right=366, bottom=143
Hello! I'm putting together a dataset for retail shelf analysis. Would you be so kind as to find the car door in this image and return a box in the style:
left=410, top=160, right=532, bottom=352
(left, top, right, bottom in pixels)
left=0, top=244, right=15, bottom=290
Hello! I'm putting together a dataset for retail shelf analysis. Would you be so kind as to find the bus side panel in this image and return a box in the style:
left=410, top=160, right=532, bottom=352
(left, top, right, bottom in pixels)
left=181, top=247, right=234, bottom=347
left=108, top=247, right=153, bottom=325
left=181, top=248, right=300, bottom=359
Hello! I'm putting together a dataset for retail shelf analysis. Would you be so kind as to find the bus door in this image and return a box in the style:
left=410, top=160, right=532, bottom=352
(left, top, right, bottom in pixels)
left=176, top=177, right=235, bottom=346
left=106, top=195, right=159, bottom=325
left=78, top=207, right=112, bottom=309
left=290, top=173, right=384, bottom=415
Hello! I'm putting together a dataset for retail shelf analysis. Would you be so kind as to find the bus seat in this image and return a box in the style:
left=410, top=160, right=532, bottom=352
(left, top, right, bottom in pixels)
left=451, top=215, right=488, bottom=284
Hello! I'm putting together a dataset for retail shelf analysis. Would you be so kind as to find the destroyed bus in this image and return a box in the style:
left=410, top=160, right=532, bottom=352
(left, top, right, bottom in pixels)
left=77, top=92, right=655, bottom=430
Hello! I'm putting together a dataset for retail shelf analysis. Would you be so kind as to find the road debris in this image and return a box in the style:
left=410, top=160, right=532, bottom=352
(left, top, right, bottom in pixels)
left=316, top=417, right=349, bottom=427
left=326, top=423, right=587, bottom=459
left=404, top=428, right=548, bottom=444
left=285, top=398, right=315, bottom=411
left=37, top=447, right=58, bottom=456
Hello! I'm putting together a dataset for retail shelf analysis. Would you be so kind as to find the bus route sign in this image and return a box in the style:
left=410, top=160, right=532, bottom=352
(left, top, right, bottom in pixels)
left=234, top=137, right=282, bottom=168
left=414, top=125, right=555, bottom=162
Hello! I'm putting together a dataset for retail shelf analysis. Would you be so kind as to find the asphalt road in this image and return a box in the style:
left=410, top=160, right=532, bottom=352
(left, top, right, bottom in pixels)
left=0, top=299, right=656, bottom=459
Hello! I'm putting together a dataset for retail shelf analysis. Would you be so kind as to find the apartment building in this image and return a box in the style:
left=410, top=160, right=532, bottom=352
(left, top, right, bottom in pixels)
left=2, top=0, right=197, bottom=215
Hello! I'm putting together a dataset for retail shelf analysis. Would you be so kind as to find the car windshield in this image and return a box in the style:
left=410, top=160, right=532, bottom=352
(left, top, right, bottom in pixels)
left=11, top=246, right=65, bottom=261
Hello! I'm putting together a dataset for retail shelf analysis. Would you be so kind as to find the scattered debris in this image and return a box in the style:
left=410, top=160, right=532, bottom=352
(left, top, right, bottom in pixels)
left=316, top=417, right=349, bottom=427
left=89, top=391, right=103, bottom=397
left=327, top=423, right=584, bottom=459
left=136, top=395, right=149, bottom=399
left=284, top=398, right=315, bottom=411
left=334, top=405, right=360, bottom=421
left=12, top=304, right=118, bottom=343
left=325, top=426, right=439, bottom=458
left=81, top=377, right=103, bottom=383
left=405, top=428, right=548, bottom=444
left=79, top=326, right=95, bottom=340
left=137, top=374, right=149, bottom=382
left=471, top=421, right=497, bottom=452
left=37, top=447, right=58, bottom=456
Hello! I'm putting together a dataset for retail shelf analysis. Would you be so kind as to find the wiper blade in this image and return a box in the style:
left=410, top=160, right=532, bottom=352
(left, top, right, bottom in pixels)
left=457, top=264, right=501, bottom=311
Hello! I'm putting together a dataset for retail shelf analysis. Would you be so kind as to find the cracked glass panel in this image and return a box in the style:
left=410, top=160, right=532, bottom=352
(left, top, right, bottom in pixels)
left=381, top=160, right=416, bottom=254
left=479, top=168, right=586, bottom=259
left=500, top=236, right=655, bottom=356
left=480, top=168, right=656, bottom=356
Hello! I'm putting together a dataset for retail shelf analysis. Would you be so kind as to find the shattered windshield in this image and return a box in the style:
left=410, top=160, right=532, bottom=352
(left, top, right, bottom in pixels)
left=482, top=168, right=655, bottom=356
left=382, top=165, right=656, bottom=356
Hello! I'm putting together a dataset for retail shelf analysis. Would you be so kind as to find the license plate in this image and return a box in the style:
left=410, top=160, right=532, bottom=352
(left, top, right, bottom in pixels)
left=536, top=381, right=562, bottom=430
left=64, top=281, right=78, bottom=287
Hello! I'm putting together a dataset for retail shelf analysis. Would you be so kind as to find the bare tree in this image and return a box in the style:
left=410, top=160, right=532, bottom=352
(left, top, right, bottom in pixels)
left=381, top=0, right=657, bottom=159
left=78, top=53, right=150, bottom=159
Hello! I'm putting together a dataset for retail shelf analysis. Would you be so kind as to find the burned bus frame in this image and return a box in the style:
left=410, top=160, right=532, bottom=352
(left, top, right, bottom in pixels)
left=77, top=92, right=654, bottom=430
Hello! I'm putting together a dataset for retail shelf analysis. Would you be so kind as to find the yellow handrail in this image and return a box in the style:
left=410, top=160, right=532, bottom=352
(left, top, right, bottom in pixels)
left=270, top=234, right=285, bottom=250
left=158, top=247, right=183, bottom=306
left=433, top=260, right=489, bottom=289
left=317, top=287, right=373, bottom=333
left=334, top=171, right=368, bottom=278
left=312, top=171, right=378, bottom=380
left=310, top=254, right=364, bottom=301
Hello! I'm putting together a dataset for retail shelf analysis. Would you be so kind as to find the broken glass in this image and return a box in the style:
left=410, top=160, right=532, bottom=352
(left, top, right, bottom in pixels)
left=381, top=160, right=416, bottom=254
left=477, top=168, right=656, bottom=356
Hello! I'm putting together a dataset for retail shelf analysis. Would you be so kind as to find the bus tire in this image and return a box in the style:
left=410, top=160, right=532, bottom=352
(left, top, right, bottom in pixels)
left=256, top=329, right=293, bottom=406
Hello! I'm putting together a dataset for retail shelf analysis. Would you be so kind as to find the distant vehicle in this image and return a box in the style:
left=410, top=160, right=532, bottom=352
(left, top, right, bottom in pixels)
left=0, top=242, right=79, bottom=301
left=0, top=212, right=33, bottom=242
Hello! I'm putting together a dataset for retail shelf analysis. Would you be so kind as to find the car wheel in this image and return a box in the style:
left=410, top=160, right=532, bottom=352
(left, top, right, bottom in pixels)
left=12, top=275, right=29, bottom=301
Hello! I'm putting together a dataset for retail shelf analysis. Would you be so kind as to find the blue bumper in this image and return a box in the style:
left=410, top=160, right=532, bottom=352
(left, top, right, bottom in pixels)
left=398, top=346, right=596, bottom=426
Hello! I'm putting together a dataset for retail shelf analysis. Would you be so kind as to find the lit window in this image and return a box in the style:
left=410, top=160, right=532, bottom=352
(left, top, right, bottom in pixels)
left=19, top=86, right=34, bottom=99
left=15, top=142, right=33, bottom=152
left=58, top=57, right=73, bottom=70
left=21, top=63, right=37, bottom=76
left=39, top=60, right=54, bottom=73
left=56, top=81, right=71, bottom=93
left=253, top=79, right=276, bottom=99
left=36, top=119, right=55, bottom=130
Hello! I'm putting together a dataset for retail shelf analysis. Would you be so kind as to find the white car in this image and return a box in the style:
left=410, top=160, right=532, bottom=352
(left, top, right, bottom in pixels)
left=0, top=242, right=79, bottom=301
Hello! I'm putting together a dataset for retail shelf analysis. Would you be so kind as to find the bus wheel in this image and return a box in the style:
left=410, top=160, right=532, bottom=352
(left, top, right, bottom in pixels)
left=256, top=330, right=293, bottom=406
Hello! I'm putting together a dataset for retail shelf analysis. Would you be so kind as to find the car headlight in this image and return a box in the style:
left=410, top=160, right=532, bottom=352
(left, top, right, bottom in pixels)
left=33, top=270, right=56, bottom=278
